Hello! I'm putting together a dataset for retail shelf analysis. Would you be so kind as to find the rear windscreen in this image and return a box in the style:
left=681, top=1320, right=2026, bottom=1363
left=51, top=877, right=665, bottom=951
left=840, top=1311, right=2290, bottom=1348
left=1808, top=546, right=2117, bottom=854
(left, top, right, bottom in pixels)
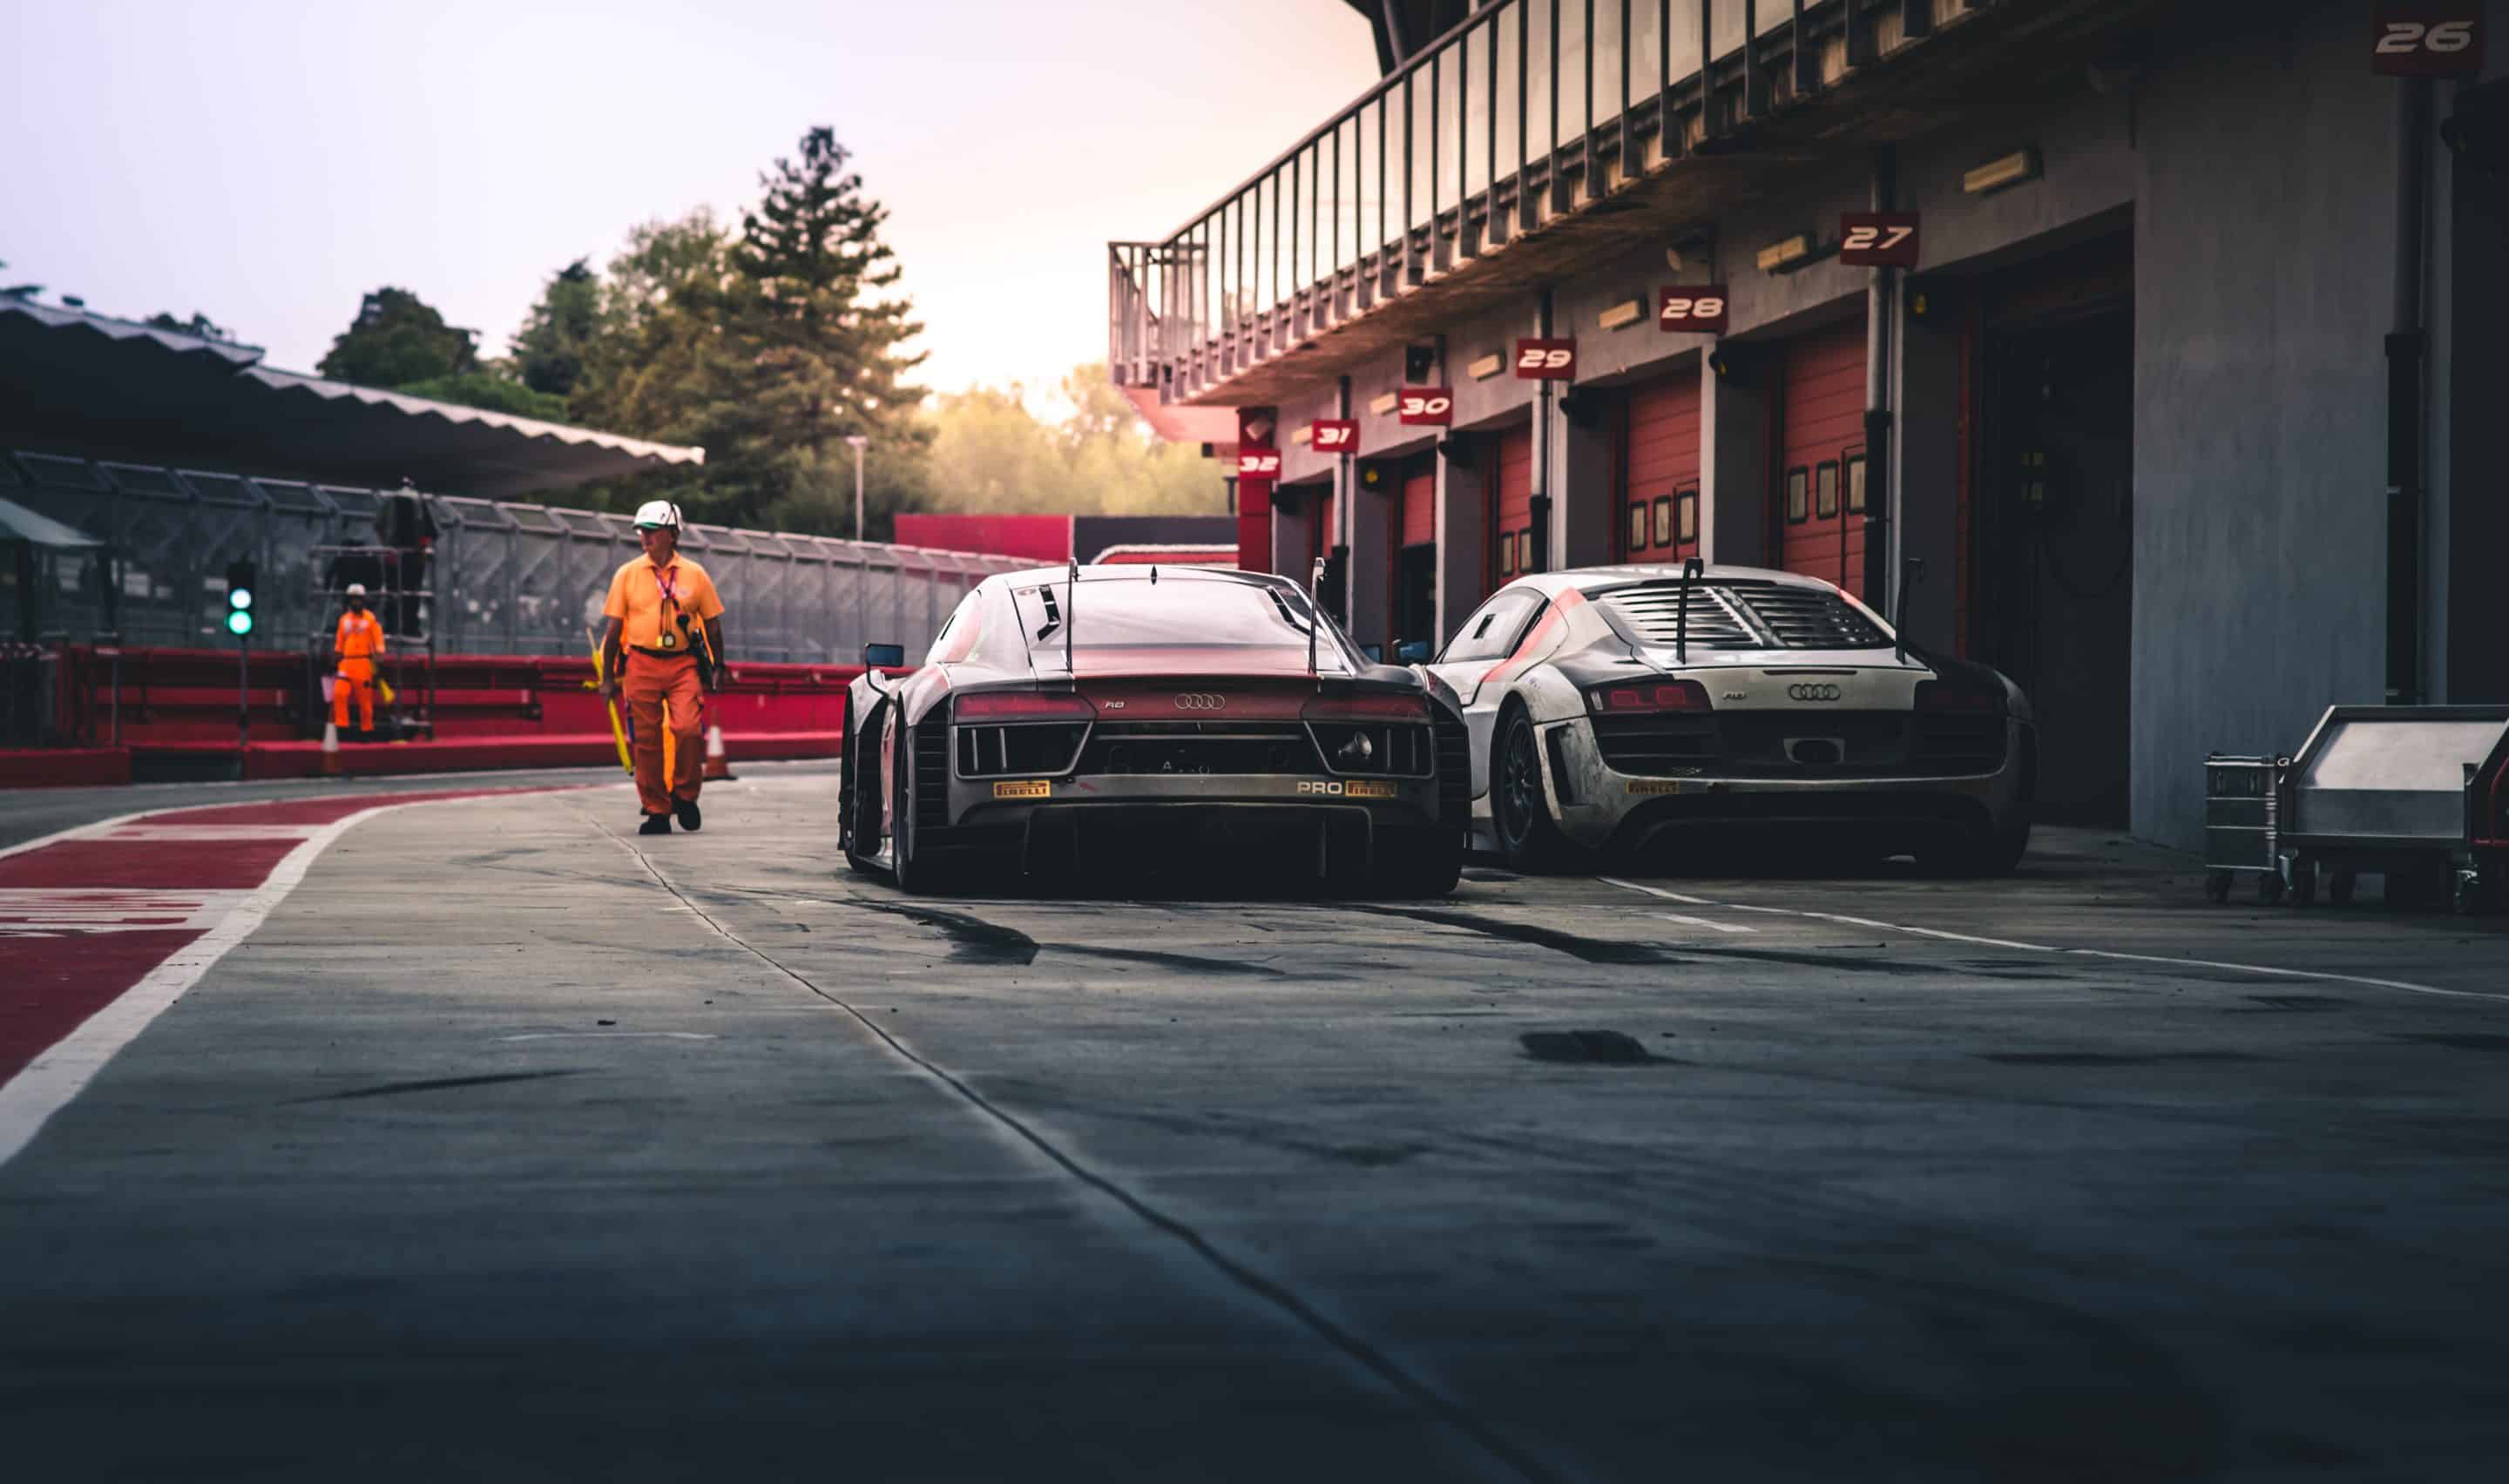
left=1013, top=578, right=1354, bottom=668
left=1596, top=579, right=1890, bottom=651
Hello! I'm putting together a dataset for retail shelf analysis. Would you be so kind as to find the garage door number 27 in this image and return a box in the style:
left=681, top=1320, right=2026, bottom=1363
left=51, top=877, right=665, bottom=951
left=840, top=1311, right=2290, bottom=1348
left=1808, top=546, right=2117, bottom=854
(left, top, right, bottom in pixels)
left=1843, top=224, right=1915, bottom=253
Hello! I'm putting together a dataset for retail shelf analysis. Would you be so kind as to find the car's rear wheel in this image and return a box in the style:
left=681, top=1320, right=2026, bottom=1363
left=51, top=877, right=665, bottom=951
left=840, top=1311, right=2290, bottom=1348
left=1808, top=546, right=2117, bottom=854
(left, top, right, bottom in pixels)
left=889, top=722, right=955, bottom=894
left=1491, top=706, right=1579, bottom=873
left=841, top=695, right=879, bottom=874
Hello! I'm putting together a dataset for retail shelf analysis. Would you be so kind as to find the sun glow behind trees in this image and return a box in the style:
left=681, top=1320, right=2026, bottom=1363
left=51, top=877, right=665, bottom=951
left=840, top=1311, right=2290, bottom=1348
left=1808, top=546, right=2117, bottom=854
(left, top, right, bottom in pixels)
left=296, top=126, right=1219, bottom=538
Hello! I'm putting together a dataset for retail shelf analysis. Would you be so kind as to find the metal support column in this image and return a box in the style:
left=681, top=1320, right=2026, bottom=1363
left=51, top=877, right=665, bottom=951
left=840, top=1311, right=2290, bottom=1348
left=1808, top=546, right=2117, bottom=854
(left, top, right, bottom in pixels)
left=1532, top=287, right=1556, bottom=575
left=1863, top=145, right=1898, bottom=605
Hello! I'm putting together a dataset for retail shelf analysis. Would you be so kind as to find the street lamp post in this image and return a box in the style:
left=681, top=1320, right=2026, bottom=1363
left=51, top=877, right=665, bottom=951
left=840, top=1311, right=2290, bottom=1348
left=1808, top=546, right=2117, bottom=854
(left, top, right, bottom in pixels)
left=845, top=435, right=869, bottom=544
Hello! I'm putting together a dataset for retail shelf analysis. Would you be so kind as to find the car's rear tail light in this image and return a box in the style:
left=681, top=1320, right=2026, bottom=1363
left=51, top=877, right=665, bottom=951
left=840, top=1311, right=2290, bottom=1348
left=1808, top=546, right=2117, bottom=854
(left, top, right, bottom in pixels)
left=1302, top=691, right=1430, bottom=722
left=1585, top=678, right=1711, bottom=714
left=1913, top=678, right=2006, bottom=716
left=956, top=691, right=1095, bottom=720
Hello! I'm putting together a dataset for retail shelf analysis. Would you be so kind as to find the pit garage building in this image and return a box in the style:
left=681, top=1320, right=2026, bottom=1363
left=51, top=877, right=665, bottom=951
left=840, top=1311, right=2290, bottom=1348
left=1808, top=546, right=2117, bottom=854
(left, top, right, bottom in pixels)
left=1106, top=0, right=2509, bottom=847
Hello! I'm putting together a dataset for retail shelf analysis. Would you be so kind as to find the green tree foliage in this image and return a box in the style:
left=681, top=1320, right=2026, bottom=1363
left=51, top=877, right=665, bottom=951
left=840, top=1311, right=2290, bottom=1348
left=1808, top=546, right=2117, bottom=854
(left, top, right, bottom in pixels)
left=393, top=370, right=570, bottom=422
left=317, top=285, right=572, bottom=422
left=310, top=128, right=1208, bottom=537
left=570, top=211, right=734, bottom=447
left=317, top=287, right=478, bottom=386
left=923, top=363, right=1223, bottom=517
left=552, top=129, right=935, bottom=536
left=145, top=311, right=237, bottom=342
left=511, top=259, right=599, bottom=397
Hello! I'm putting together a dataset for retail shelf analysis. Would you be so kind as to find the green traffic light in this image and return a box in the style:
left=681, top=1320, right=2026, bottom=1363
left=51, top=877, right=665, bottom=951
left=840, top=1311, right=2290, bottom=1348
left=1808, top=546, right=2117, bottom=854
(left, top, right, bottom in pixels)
left=229, top=588, right=254, bottom=610
left=226, top=610, right=254, bottom=636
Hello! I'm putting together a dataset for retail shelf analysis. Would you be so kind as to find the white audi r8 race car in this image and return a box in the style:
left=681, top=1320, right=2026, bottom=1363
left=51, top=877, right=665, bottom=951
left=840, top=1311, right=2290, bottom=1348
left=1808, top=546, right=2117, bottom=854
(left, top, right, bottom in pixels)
left=1424, top=563, right=2035, bottom=874
left=840, top=563, right=1469, bottom=895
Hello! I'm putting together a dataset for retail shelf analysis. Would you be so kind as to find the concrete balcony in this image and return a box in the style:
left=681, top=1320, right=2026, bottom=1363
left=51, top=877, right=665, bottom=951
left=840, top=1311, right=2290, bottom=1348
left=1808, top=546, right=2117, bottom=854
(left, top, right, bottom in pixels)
left=1108, top=0, right=2169, bottom=409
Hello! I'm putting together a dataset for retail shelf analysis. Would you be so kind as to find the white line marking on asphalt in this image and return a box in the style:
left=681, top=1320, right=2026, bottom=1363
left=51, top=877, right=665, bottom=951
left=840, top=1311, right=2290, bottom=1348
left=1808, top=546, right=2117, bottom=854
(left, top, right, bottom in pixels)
left=79, top=824, right=331, bottom=842
left=0, top=809, right=152, bottom=863
left=1652, top=912, right=1756, bottom=934
left=0, top=792, right=548, bottom=1171
left=0, top=807, right=387, bottom=1169
left=496, top=1032, right=719, bottom=1042
left=1597, top=876, right=2501, bottom=1003
left=0, top=888, right=252, bottom=936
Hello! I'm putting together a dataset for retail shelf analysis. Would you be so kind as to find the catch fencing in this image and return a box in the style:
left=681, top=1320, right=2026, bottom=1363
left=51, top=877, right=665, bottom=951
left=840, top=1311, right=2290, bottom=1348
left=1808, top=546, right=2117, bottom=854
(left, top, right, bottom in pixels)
left=2, top=449, right=1027, bottom=665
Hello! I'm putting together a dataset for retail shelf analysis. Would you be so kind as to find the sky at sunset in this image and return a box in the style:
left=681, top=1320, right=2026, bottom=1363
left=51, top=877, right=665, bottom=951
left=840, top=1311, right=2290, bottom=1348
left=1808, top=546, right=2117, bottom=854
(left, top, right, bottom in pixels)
left=3, top=0, right=1381, bottom=403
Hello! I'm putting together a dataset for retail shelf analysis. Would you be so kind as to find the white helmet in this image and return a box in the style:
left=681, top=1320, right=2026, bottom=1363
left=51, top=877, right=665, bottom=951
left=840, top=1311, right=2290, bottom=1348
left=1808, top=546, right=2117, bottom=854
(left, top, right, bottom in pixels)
left=344, top=582, right=368, bottom=597
left=632, top=500, right=682, bottom=530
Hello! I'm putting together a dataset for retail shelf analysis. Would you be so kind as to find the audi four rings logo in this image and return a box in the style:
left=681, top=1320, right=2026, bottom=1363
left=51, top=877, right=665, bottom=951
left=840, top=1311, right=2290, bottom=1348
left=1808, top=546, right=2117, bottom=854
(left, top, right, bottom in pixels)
left=1173, top=693, right=1227, bottom=711
left=1788, top=683, right=1843, bottom=701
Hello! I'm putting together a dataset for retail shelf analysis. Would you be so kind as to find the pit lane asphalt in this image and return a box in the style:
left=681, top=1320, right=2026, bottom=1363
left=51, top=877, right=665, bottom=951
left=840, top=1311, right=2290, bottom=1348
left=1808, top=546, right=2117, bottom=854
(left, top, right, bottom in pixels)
left=3, top=771, right=2506, bottom=1481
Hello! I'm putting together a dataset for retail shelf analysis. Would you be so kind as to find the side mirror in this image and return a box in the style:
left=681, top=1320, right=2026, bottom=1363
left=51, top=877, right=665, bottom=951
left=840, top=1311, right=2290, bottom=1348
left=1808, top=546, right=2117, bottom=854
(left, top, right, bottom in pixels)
left=862, top=642, right=905, bottom=669
left=1394, top=639, right=1432, bottom=664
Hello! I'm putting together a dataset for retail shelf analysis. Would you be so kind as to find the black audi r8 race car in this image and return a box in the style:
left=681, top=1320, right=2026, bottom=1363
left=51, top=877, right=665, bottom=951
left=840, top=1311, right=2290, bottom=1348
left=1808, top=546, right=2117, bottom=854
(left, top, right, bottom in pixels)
left=839, top=563, right=1468, bottom=895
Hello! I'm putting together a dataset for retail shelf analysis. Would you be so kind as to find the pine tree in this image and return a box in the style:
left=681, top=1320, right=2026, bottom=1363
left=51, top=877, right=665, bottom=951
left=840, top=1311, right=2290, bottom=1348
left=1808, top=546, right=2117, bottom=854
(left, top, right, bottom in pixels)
left=706, top=125, right=930, bottom=528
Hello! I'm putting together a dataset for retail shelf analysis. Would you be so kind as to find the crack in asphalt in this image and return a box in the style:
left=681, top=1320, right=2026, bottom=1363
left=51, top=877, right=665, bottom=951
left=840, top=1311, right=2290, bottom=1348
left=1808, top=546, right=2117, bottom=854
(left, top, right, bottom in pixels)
left=1339, top=904, right=1688, bottom=966
left=283, top=1069, right=584, bottom=1103
left=578, top=807, right=1558, bottom=1484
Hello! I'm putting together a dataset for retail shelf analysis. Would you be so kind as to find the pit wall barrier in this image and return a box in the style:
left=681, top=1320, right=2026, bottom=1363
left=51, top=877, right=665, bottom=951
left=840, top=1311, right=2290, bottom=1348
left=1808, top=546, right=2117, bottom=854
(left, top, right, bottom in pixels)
left=7, top=645, right=876, bottom=786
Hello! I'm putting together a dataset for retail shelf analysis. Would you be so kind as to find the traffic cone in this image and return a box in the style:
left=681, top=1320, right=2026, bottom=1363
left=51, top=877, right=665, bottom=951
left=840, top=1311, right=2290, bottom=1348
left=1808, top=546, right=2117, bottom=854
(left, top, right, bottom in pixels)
left=703, top=718, right=736, bottom=781
left=321, top=719, right=342, bottom=776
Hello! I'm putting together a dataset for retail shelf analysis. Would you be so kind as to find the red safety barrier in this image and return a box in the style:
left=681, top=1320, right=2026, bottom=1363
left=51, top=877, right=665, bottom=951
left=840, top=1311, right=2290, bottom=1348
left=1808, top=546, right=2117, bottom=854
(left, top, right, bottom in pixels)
left=30, top=645, right=881, bottom=786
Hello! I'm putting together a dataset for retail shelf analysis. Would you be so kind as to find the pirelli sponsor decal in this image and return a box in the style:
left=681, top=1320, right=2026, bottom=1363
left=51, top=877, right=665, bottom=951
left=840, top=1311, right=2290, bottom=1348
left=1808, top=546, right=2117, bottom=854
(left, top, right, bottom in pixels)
left=992, top=779, right=1052, bottom=799
left=1626, top=779, right=1686, bottom=796
left=1298, top=779, right=1398, bottom=799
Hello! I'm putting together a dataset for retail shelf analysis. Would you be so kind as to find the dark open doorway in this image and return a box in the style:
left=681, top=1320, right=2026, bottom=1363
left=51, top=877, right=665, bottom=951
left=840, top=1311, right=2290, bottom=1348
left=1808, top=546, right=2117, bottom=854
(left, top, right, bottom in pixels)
left=1978, top=306, right=2134, bottom=826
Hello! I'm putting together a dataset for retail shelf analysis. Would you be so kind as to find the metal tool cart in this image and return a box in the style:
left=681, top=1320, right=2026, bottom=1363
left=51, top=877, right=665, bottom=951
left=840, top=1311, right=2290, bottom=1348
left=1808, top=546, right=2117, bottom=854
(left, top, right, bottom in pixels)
left=2202, top=754, right=2284, bottom=904
left=2276, top=705, right=2509, bottom=914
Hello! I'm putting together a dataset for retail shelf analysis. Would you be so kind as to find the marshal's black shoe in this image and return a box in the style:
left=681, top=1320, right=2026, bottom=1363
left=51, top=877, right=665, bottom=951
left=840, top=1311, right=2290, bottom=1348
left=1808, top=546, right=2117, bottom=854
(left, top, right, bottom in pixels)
left=639, top=813, right=672, bottom=836
left=673, top=799, right=702, bottom=832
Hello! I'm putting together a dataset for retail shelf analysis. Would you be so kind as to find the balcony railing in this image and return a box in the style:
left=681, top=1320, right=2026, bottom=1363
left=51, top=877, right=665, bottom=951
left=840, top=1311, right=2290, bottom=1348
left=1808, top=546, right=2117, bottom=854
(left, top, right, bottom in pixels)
left=1111, top=0, right=1960, bottom=403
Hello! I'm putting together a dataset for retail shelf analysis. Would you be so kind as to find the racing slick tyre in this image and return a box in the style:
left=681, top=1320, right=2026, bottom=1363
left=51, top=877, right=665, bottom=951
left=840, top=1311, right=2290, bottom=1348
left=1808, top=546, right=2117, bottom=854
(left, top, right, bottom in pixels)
left=1491, top=705, right=1582, bottom=874
left=889, top=725, right=957, bottom=895
left=840, top=696, right=879, bottom=875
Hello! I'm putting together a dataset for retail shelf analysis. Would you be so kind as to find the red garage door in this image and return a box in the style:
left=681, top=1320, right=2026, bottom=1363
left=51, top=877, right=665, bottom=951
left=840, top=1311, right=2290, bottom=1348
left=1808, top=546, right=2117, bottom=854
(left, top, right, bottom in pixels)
left=1776, top=317, right=1870, bottom=597
left=1401, top=455, right=1436, bottom=548
left=1620, top=371, right=1701, bottom=564
left=1492, top=422, right=1534, bottom=583
left=1391, top=455, right=1439, bottom=650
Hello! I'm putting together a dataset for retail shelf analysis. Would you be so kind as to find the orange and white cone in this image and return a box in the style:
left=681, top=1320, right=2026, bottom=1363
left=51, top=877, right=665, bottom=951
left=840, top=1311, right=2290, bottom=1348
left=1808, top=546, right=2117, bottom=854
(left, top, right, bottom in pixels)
left=321, top=718, right=342, bottom=776
left=703, top=718, right=735, bottom=781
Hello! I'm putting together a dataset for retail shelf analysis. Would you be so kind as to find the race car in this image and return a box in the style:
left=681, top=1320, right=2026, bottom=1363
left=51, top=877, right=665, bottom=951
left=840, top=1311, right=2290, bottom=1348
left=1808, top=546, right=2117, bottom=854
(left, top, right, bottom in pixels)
left=1424, top=562, right=2035, bottom=874
left=840, top=563, right=1468, bottom=895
